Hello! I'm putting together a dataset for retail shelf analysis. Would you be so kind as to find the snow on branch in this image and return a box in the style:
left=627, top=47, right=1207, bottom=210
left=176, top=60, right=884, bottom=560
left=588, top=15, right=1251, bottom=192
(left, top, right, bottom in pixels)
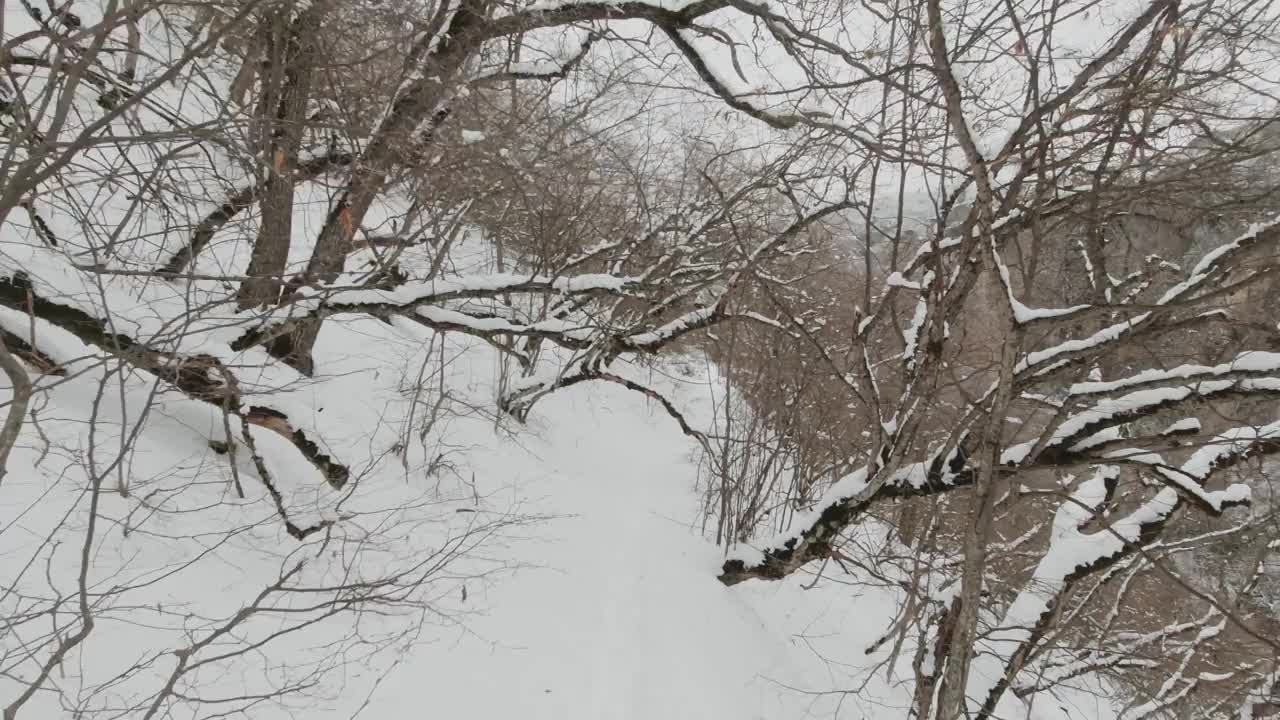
left=0, top=272, right=352, bottom=493
left=718, top=437, right=972, bottom=585
left=469, top=31, right=602, bottom=84
left=484, top=0, right=733, bottom=38
left=1008, top=375, right=1280, bottom=468
left=230, top=272, right=642, bottom=351
left=990, top=243, right=1089, bottom=324
left=965, top=417, right=1268, bottom=718
left=1157, top=212, right=1280, bottom=305
left=620, top=306, right=721, bottom=349
left=1238, top=666, right=1280, bottom=719
left=662, top=27, right=803, bottom=131
left=1015, top=214, right=1280, bottom=376
left=722, top=351, right=1280, bottom=586
left=1066, top=352, right=1280, bottom=396
left=1015, top=615, right=1207, bottom=697
left=1158, top=420, right=1280, bottom=507
left=965, top=465, right=1123, bottom=714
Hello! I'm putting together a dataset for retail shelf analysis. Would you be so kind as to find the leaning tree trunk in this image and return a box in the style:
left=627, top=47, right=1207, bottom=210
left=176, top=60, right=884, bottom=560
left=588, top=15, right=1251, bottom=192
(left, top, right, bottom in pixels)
left=267, top=0, right=490, bottom=373
left=237, top=3, right=320, bottom=310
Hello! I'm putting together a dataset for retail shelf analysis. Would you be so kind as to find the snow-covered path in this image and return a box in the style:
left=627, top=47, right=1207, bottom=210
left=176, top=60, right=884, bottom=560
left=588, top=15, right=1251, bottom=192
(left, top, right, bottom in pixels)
left=0, top=308, right=1116, bottom=720
left=362, top=379, right=800, bottom=719
left=349, top=358, right=1120, bottom=720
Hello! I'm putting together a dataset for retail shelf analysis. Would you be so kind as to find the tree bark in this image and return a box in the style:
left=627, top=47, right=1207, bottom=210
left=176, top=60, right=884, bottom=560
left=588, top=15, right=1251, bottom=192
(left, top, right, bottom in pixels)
left=266, top=0, right=490, bottom=373
left=237, top=3, right=321, bottom=310
left=0, top=273, right=350, bottom=489
left=0, top=335, right=32, bottom=489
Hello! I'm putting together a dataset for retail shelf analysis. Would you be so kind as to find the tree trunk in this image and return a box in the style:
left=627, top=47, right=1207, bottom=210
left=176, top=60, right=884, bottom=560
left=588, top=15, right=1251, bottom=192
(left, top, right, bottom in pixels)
left=267, top=0, right=490, bottom=373
left=237, top=3, right=321, bottom=310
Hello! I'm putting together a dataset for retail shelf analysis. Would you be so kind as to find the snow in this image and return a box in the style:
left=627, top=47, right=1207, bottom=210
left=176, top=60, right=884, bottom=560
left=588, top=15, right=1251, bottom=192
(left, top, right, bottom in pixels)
left=1013, top=214, right=1280, bottom=376
left=901, top=271, right=933, bottom=366
left=1012, top=300, right=1090, bottom=323
left=1068, top=351, right=1280, bottom=395
left=965, top=466, right=1161, bottom=712
left=1071, top=425, right=1125, bottom=452
left=522, top=0, right=711, bottom=13
left=3, top=175, right=1117, bottom=717
left=727, top=437, right=971, bottom=569
left=0, top=1, right=1197, bottom=716
left=355, top=374, right=797, bottom=719
left=624, top=305, right=717, bottom=347
left=1017, top=314, right=1151, bottom=374
left=313, top=271, right=640, bottom=307
left=1162, top=418, right=1202, bottom=435
left=886, top=271, right=921, bottom=290
left=1052, top=387, right=1201, bottom=447
left=906, top=236, right=962, bottom=270
left=416, top=304, right=590, bottom=339
left=1156, top=213, right=1280, bottom=305
left=971, top=411, right=1280, bottom=713
left=216, top=270, right=641, bottom=343
left=991, top=243, right=1089, bottom=323
left=0, top=312, right=1113, bottom=719
left=1166, top=420, right=1280, bottom=506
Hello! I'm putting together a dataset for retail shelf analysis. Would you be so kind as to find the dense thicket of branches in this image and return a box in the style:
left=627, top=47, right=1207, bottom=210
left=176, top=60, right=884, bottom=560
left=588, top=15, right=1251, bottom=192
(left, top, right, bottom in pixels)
left=3, top=0, right=1280, bottom=716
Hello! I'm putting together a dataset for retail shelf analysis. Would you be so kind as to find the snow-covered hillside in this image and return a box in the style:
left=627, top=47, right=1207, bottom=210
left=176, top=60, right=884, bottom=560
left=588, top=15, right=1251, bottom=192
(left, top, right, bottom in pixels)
left=13, top=0, right=1278, bottom=714
left=352, top=358, right=1119, bottom=720
left=0, top=284, right=1114, bottom=719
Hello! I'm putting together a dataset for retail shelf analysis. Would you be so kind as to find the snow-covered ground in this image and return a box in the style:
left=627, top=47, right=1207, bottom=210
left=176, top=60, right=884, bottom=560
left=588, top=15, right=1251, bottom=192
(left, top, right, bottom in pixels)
left=0, top=1, right=1124, bottom=716
left=0, top=304, right=1117, bottom=718
left=353, top=359, right=1118, bottom=720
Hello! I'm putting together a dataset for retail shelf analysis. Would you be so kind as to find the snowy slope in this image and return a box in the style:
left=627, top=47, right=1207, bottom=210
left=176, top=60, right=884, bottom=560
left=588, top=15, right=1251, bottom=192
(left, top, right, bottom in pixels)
left=360, top=374, right=790, bottom=720
left=0, top=3, right=1123, bottom=716
left=312, top=341, right=1119, bottom=720
left=326, top=341, right=1119, bottom=720
left=0, top=307, right=1118, bottom=719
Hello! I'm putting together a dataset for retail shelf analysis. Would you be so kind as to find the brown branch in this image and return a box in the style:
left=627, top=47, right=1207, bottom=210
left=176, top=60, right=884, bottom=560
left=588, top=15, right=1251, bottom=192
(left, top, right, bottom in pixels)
left=155, top=150, right=352, bottom=277
left=718, top=439, right=976, bottom=586
left=717, top=362, right=1280, bottom=587
left=499, top=367, right=712, bottom=453
left=469, top=31, right=603, bottom=85
left=0, top=272, right=351, bottom=491
left=237, top=413, right=341, bottom=539
left=0, top=335, right=33, bottom=488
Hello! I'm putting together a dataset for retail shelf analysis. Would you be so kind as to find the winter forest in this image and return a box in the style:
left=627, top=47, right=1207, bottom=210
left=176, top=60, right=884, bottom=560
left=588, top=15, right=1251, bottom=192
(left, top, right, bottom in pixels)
left=2, top=0, right=1280, bottom=717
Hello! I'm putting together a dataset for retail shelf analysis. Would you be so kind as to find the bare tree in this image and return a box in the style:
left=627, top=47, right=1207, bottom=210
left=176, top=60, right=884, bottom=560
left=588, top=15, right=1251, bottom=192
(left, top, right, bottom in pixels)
left=5, top=0, right=1280, bottom=716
